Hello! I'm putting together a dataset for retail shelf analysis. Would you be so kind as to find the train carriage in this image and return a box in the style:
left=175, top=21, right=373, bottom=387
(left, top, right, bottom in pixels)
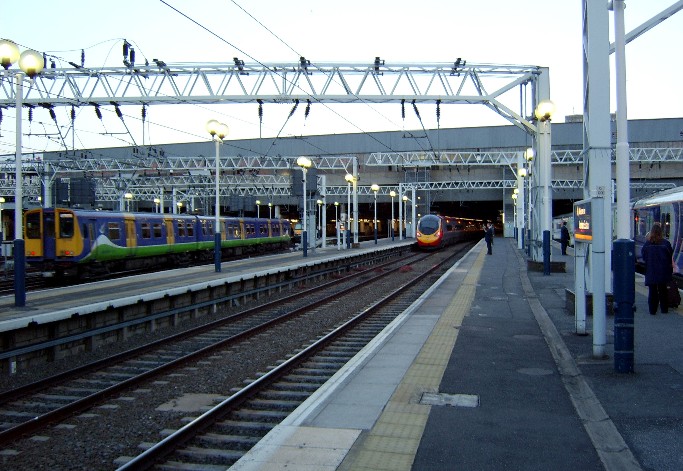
left=631, top=188, right=683, bottom=271
left=24, top=208, right=292, bottom=278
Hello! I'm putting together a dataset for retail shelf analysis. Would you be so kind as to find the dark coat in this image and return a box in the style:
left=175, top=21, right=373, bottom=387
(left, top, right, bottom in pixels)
left=642, top=239, right=673, bottom=286
left=484, top=226, right=493, bottom=243
left=560, top=225, right=570, bottom=244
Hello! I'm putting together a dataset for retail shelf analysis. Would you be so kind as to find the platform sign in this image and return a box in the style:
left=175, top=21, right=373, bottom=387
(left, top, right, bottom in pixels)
left=573, top=199, right=592, bottom=242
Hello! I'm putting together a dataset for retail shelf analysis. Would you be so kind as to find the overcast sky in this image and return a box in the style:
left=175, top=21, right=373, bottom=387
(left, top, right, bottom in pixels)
left=1, top=0, right=681, bottom=155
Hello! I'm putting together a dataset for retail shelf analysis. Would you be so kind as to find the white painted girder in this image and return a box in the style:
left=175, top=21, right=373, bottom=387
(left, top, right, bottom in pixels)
left=1, top=147, right=681, bottom=200
left=0, top=61, right=539, bottom=113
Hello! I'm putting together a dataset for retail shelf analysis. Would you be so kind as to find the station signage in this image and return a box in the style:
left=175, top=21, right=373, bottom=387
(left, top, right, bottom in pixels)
left=573, top=199, right=592, bottom=242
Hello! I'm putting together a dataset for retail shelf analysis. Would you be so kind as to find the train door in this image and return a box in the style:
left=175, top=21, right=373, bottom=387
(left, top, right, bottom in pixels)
left=660, top=203, right=674, bottom=243
left=24, top=209, right=48, bottom=259
left=124, top=217, right=137, bottom=248
left=87, top=221, right=96, bottom=252
left=164, top=218, right=174, bottom=245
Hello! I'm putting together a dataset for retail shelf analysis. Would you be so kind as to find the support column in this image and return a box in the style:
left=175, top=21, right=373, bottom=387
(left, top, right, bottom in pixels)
left=583, top=0, right=611, bottom=358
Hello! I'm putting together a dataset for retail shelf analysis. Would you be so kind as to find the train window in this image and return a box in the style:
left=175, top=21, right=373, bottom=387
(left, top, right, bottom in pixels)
left=153, top=223, right=162, bottom=238
left=201, top=220, right=209, bottom=236
left=141, top=223, right=151, bottom=239
left=260, top=225, right=267, bottom=235
left=108, top=223, right=121, bottom=240
left=178, top=220, right=186, bottom=237
left=663, top=213, right=671, bottom=238
left=59, top=214, right=74, bottom=238
left=187, top=223, right=194, bottom=237
left=45, top=216, right=55, bottom=239
left=25, top=212, right=41, bottom=239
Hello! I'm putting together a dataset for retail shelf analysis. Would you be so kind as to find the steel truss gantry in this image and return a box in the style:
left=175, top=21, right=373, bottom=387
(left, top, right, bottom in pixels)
left=0, top=60, right=540, bottom=133
left=0, top=147, right=681, bottom=201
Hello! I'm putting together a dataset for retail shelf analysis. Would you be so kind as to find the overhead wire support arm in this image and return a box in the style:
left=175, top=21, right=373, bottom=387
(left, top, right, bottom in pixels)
left=0, top=61, right=542, bottom=110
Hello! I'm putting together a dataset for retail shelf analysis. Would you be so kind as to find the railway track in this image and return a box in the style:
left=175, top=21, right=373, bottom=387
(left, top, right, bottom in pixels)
left=0, top=243, right=472, bottom=470
left=116, top=243, right=472, bottom=470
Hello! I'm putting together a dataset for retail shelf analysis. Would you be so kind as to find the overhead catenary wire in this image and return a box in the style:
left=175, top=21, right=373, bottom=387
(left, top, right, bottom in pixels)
left=158, top=0, right=399, bottom=155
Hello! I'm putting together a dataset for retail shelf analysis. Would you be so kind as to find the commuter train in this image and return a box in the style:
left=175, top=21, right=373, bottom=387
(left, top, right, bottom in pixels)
left=631, top=187, right=683, bottom=271
left=551, top=187, right=683, bottom=271
left=23, top=208, right=292, bottom=278
left=416, top=214, right=483, bottom=249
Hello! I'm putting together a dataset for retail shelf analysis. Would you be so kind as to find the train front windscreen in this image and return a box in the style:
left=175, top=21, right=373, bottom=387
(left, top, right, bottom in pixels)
left=417, top=215, right=441, bottom=235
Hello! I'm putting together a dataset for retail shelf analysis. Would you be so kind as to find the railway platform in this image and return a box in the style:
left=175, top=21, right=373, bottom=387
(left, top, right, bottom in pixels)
left=0, top=237, right=414, bottom=331
left=230, top=237, right=683, bottom=471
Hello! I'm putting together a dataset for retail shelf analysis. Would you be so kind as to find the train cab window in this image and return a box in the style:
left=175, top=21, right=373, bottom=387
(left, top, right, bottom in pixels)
left=59, top=213, right=75, bottom=238
left=141, top=223, right=151, bottom=239
left=25, top=212, right=41, bottom=239
left=108, top=223, right=121, bottom=240
left=153, top=223, right=162, bottom=238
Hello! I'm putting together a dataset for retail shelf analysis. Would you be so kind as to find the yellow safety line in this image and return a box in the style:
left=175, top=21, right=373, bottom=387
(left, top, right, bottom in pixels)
left=341, top=249, right=486, bottom=470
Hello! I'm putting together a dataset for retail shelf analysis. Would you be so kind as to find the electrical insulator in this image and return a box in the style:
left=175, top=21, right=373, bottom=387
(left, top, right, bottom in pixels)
left=401, top=99, right=405, bottom=119
left=81, top=49, right=85, bottom=68
left=95, top=106, right=102, bottom=120
left=141, top=105, right=146, bottom=122
left=71, top=106, right=76, bottom=122
left=28, top=108, right=33, bottom=122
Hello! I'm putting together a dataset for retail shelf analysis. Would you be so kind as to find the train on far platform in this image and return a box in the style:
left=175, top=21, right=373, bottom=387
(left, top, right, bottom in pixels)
left=416, top=214, right=484, bottom=249
left=551, top=186, right=683, bottom=272
left=23, top=208, right=292, bottom=279
left=631, top=186, right=683, bottom=271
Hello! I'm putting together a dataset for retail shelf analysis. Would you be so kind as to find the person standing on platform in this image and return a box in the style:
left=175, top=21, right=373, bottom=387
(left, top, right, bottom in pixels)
left=560, top=221, right=570, bottom=255
left=642, top=222, right=673, bottom=315
left=484, top=222, right=493, bottom=255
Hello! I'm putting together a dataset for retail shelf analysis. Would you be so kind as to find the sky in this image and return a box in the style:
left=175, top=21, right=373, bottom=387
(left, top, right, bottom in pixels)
left=1, top=0, right=682, bottom=155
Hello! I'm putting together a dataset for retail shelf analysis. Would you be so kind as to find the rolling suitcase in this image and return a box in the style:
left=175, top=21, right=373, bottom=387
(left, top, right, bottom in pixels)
left=668, top=280, right=681, bottom=308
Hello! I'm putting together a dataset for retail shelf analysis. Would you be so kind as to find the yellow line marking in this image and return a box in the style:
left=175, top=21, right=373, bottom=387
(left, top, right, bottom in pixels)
left=343, top=248, right=486, bottom=470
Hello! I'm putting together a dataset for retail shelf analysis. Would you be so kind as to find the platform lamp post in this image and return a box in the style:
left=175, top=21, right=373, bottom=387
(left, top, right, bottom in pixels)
left=124, top=192, right=133, bottom=211
left=402, top=195, right=408, bottom=238
left=371, top=184, right=379, bottom=244
left=334, top=201, right=340, bottom=249
left=153, top=198, right=160, bottom=213
left=206, top=119, right=229, bottom=273
left=255, top=200, right=261, bottom=218
left=297, top=157, right=312, bottom=257
left=535, top=99, right=555, bottom=276
left=0, top=196, right=4, bottom=254
left=268, top=202, right=272, bottom=219
left=389, top=190, right=396, bottom=241
left=176, top=201, right=183, bottom=213
left=317, top=199, right=323, bottom=240
left=1, top=40, right=44, bottom=307
left=345, top=173, right=355, bottom=249
left=512, top=190, right=519, bottom=240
